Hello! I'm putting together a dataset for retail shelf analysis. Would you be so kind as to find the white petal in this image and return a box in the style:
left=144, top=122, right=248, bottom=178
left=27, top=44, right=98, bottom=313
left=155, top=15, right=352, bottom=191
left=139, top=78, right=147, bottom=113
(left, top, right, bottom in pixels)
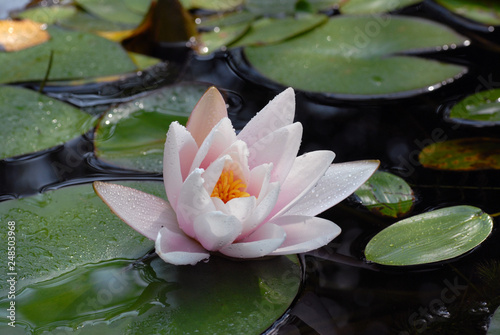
left=225, top=196, right=257, bottom=223
left=155, top=227, right=209, bottom=265
left=239, top=181, right=280, bottom=239
left=219, top=222, right=286, bottom=258
left=193, top=211, right=242, bottom=251
left=190, top=118, right=237, bottom=172
left=186, top=86, right=228, bottom=147
left=246, top=163, right=273, bottom=199
left=285, top=160, right=380, bottom=217
left=202, top=154, right=228, bottom=195
left=237, top=87, right=295, bottom=147
left=247, top=122, right=303, bottom=184
left=176, top=169, right=216, bottom=238
left=163, top=122, right=198, bottom=209
left=93, top=182, right=178, bottom=240
left=270, top=150, right=335, bottom=219
left=269, top=215, right=341, bottom=255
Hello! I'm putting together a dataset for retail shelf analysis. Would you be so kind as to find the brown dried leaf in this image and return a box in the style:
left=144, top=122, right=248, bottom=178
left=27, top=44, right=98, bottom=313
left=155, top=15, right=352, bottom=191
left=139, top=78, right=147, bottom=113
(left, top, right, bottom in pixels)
left=0, top=19, right=50, bottom=52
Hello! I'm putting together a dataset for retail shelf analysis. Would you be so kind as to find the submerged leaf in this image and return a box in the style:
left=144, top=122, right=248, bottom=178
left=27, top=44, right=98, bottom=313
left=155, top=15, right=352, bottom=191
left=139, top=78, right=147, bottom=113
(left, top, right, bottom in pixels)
left=0, top=86, right=96, bottom=160
left=354, top=171, right=414, bottom=218
left=0, top=182, right=300, bottom=334
left=94, top=83, right=210, bottom=172
left=448, top=88, right=500, bottom=126
left=365, top=206, right=493, bottom=266
left=0, top=19, right=49, bottom=52
left=245, top=15, right=468, bottom=97
left=419, top=137, right=500, bottom=170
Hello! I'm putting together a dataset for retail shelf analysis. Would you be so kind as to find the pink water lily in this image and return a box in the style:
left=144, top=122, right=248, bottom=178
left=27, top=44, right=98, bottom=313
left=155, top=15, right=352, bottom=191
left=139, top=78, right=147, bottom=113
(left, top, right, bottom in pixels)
left=94, top=87, right=379, bottom=265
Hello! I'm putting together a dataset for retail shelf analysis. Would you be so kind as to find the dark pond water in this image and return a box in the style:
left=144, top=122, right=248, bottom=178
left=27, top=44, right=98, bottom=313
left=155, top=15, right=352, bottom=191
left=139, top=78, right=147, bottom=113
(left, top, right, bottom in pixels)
left=2, top=1, right=500, bottom=334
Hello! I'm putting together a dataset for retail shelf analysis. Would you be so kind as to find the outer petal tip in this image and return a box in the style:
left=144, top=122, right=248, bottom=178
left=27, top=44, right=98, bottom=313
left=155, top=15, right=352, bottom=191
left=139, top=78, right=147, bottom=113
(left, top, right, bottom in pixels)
left=186, top=86, right=228, bottom=146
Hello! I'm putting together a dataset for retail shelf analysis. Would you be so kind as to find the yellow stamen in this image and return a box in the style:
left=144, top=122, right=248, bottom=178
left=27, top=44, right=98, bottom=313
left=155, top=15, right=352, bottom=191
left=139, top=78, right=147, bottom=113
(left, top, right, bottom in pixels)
left=211, top=170, right=250, bottom=203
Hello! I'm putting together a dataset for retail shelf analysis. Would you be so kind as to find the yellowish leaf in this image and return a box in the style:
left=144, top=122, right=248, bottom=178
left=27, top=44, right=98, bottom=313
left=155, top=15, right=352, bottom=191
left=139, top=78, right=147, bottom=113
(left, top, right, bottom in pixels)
left=0, top=20, right=50, bottom=52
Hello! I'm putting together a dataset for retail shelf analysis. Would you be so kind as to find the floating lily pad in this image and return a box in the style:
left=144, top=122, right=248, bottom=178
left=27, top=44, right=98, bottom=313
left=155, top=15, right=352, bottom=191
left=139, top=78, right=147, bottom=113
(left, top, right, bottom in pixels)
left=199, top=22, right=250, bottom=54
left=245, top=15, right=468, bottom=97
left=340, top=0, right=421, bottom=14
left=419, top=137, right=500, bottom=170
left=354, top=171, right=414, bottom=218
left=448, top=88, right=500, bottom=125
left=76, top=0, right=146, bottom=26
left=199, top=11, right=257, bottom=28
left=180, top=0, right=244, bottom=11
left=16, top=5, right=77, bottom=25
left=436, top=0, right=500, bottom=26
left=0, top=182, right=301, bottom=333
left=232, top=14, right=327, bottom=47
left=0, top=19, right=50, bottom=52
left=0, top=86, right=96, bottom=160
left=488, top=306, right=500, bottom=335
left=94, top=83, right=210, bottom=172
left=58, top=10, right=135, bottom=34
left=365, top=206, right=493, bottom=266
left=0, top=25, right=137, bottom=84
left=246, top=0, right=297, bottom=15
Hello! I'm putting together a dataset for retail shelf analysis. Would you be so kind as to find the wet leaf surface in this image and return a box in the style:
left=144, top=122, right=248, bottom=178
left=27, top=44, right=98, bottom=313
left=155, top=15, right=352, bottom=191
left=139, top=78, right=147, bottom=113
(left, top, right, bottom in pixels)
left=354, top=171, right=415, bottom=218
left=245, top=15, right=468, bottom=97
left=0, top=181, right=300, bottom=334
left=436, top=0, right=500, bottom=26
left=448, top=88, right=500, bottom=125
left=0, top=86, right=96, bottom=160
left=365, top=206, right=493, bottom=266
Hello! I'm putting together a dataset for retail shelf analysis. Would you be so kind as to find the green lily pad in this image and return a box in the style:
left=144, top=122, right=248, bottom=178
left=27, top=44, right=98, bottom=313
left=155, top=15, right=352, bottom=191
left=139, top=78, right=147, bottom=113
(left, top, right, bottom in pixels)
left=0, top=182, right=301, bottom=333
left=199, top=11, right=257, bottom=28
left=436, top=0, right=500, bottom=26
left=232, top=14, right=327, bottom=47
left=244, top=15, right=468, bottom=97
left=365, top=206, right=493, bottom=266
left=419, top=137, right=500, bottom=170
left=94, top=83, right=210, bottom=172
left=0, top=86, right=96, bottom=160
left=58, top=10, right=136, bottom=34
left=76, top=0, right=146, bottom=26
left=180, top=0, right=244, bottom=11
left=246, top=0, right=297, bottom=15
left=127, top=52, right=161, bottom=69
left=354, top=171, right=414, bottom=218
left=448, top=88, right=500, bottom=125
left=16, top=5, right=77, bottom=24
left=340, top=0, right=421, bottom=14
left=488, top=306, right=500, bottom=335
left=199, top=22, right=250, bottom=54
left=0, top=25, right=137, bottom=84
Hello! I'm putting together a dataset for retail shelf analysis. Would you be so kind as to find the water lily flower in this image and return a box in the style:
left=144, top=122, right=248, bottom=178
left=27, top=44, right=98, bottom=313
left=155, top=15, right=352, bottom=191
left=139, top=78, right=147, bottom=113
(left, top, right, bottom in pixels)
left=94, top=87, right=379, bottom=265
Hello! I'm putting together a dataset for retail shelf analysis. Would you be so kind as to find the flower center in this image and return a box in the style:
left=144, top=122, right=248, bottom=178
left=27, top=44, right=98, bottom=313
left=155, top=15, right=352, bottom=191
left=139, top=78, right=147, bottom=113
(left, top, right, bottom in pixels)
left=211, top=170, right=250, bottom=203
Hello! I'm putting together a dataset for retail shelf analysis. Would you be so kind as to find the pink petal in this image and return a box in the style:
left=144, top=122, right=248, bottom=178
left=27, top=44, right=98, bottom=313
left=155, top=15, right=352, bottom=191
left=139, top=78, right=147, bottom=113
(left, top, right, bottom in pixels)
left=190, top=118, right=237, bottom=172
left=269, top=215, right=341, bottom=255
left=193, top=212, right=242, bottom=251
left=237, top=87, right=295, bottom=147
left=163, top=122, right=198, bottom=209
left=239, top=181, right=280, bottom=240
left=270, top=150, right=335, bottom=219
left=219, top=222, right=286, bottom=258
left=285, top=160, right=380, bottom=217
left=93, top=181, right=178, bottom=240
left=176, top=169, right=216, bottom=238
left=246, top=163, right=273, bottom=198
left=247, top=122, right=303, bottom=184
left=186, top=86, right=228, bottom=147
left=155, top=227, right=209, bottom=265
